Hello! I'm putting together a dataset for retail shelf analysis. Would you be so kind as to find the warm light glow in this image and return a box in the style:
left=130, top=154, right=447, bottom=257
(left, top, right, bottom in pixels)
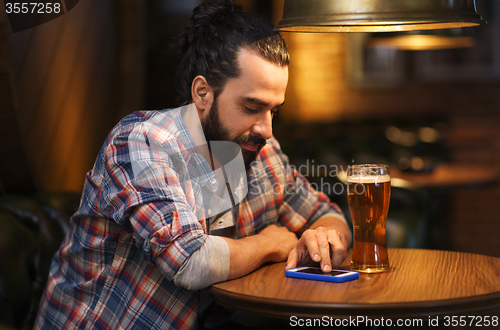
left=418, top=127, right=440, bottom=143
left=280, top=33, right=348, bottom=121
left=368, top=35, right=474, bottom=51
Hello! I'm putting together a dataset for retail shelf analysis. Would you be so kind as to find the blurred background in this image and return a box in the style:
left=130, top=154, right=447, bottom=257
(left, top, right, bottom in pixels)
left=1, top=0, right=500, bottom=258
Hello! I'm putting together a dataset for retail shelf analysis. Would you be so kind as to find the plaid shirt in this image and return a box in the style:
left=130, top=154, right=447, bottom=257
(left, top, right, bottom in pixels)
left=35, top=107, right=344, bottom=330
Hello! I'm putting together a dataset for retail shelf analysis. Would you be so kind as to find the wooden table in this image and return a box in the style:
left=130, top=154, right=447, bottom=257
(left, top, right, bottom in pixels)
left=210, top=249, right=500, bottom=320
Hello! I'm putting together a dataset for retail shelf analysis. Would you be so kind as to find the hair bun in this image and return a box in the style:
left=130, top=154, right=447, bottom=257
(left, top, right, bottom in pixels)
left=192, top=0, right=237, bottom=28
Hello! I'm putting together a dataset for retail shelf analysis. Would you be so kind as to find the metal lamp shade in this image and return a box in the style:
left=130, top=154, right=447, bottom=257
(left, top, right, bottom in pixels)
left=276, top=0, right=484, bottom=33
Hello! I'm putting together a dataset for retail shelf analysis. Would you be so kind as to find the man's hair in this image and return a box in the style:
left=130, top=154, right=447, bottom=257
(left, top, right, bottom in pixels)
left=176, top=0, right=290, bottom=105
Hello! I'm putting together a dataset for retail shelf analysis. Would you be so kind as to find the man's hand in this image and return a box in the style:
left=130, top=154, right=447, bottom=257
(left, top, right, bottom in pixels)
left=285, top=219, right=350, bottom=273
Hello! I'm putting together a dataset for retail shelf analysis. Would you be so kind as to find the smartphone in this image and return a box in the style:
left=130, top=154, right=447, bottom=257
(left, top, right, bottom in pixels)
left=285, top=267, right=359, bottom=283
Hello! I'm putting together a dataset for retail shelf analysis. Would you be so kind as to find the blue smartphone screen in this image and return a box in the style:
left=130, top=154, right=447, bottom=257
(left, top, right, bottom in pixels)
left=295, top=268, right=348, bottom=276
left=285, top=267, right=359, bottom=283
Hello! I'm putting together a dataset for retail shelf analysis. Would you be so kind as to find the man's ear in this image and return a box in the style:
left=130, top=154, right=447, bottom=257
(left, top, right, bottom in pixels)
left=191, top=75, right=214, bottom=113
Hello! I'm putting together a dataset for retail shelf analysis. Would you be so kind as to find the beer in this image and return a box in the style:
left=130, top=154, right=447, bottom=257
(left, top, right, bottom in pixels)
left=347, top=165, right=391, bottom=273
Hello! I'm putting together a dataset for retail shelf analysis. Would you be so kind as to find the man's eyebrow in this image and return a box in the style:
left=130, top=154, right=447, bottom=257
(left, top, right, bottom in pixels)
left=242, top=97, right=285, bottom=108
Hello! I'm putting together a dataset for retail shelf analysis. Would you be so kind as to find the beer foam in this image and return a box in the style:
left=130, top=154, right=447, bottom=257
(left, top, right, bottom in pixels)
left=347, top=175, right=391, bottom=183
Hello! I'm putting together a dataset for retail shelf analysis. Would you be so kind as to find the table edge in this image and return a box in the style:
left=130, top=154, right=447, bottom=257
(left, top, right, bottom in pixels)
left=209, top=285, right=500, bottom=319
left=209, top=249, right=500, bottom=319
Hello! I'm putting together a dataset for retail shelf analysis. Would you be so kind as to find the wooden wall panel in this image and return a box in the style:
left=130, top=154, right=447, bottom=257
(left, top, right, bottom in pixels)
left=0, top=72, right=14, bottom=113
left=0, top=24, right=7, bottom=69
left=0, top=9, right=38, bottom=193
left=7, top=0, right=121, bottom=192
left=38, top=1, right=115, bottom=191
left=12, top=25, right=62, bottom=131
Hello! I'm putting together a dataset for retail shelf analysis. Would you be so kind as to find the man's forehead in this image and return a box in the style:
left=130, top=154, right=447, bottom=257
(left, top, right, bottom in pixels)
left=222, top=46, right=288, bottom=107
left=236, top=47, right=288, bottom=82
left=241, top=96, right=285, bottom=108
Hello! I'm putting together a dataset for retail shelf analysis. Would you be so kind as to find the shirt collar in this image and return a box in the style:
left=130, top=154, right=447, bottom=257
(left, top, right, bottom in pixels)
left=173, top=104, right=217, bottom=190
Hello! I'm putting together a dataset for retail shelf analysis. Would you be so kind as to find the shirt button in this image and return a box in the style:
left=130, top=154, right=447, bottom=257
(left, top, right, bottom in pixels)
left=210, top=178, right=217, bottom=185
left=207, top=209, right=212, bottom=216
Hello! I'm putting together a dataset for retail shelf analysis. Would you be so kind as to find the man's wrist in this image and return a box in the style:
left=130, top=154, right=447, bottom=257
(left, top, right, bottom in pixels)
left=221, top=234, right=273, bottom=279
left=242, top=233, right=276, bottom=264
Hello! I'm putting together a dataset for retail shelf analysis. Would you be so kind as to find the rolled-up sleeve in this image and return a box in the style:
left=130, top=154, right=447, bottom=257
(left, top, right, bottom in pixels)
left=173, top=235, right=230, bottom=290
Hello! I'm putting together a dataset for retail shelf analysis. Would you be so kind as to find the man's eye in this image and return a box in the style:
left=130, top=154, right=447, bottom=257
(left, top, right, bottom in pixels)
left=244, top=106, right=278, bottom=117
left=245, top=107, right=259, bottom=113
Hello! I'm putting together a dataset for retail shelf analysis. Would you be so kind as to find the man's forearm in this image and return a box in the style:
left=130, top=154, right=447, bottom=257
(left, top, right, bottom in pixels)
left=173, top=228, right=293, bottom=289
left=221, top=224, right=299, bottom=280
left=208, top=216, right=352, bottom=282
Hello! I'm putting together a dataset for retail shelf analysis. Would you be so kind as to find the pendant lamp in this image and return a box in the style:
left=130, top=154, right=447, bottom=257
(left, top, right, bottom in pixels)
left=276, top=0, right=484, bottom=33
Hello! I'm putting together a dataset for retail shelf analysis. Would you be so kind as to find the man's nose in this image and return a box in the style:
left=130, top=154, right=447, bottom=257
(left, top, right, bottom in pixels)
left=251, top=111, right=273, bottom=140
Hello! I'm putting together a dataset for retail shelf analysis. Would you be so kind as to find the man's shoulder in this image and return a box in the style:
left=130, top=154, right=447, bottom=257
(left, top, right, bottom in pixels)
left=112, top=108, right=183, bottom=142
left=120, top=108, right=180, bottom=128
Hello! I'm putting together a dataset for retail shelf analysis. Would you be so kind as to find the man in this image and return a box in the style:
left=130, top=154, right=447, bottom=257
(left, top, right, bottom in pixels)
left=35, top=1, right=351, bottom=329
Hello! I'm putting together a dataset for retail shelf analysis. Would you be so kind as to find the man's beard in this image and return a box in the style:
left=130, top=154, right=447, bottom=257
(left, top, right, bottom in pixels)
left=201, top=97, right=267, bottom=170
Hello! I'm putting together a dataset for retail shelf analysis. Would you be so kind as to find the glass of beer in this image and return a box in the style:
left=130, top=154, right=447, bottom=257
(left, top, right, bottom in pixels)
left=347, top=164, right=391, bottom=273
